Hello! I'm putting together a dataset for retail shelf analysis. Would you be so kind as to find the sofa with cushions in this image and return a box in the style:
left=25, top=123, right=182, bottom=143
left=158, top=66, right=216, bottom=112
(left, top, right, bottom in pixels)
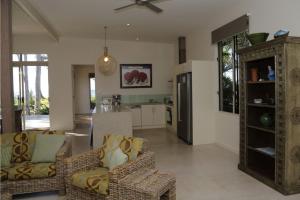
left=0, top=130, right=72, bottom=195
left=64, top=134, right=155, bottom=200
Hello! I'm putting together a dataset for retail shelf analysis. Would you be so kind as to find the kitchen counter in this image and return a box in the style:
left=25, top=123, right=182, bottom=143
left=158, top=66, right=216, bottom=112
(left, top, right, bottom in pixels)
left=95, top=104, right=130, bottom=113
left=92, top=105, right=132, bottom=147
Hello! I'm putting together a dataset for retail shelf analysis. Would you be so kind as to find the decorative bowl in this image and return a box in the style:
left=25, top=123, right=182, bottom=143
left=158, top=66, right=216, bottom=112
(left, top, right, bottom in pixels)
left=260, top=113, right=273, bottom=127
left=274, top=29, right=289, bottom=38
left=246, top=33, right=269, bottom=46
left=254, top=99, right=263, bottom=104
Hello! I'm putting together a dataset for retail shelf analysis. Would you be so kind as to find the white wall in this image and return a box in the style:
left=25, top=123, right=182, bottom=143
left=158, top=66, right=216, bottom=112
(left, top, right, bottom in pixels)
left=192, top=61, right=216, bottom=145
left=186, top=0, right=300, bottom=153
left=13, top=35, right=175, bottom=130
left=73, top=65, right=94, bottom=114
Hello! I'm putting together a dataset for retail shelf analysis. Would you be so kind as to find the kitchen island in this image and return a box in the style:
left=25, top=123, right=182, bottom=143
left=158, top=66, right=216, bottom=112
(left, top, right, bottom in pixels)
left=92, top=105, right=133, bottom=148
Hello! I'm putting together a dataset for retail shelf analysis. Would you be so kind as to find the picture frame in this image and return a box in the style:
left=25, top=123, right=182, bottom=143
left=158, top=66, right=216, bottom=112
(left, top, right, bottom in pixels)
left=120, top=64, right=152, bottom=88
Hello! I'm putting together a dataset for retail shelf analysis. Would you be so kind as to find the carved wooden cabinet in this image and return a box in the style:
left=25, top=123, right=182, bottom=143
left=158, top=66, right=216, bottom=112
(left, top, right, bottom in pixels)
left=238, top=37, right=300, bottom=195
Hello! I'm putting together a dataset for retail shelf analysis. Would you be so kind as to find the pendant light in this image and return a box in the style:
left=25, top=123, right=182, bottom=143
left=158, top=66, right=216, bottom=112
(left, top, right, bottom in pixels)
left=97, top=26, right=117, bottom=76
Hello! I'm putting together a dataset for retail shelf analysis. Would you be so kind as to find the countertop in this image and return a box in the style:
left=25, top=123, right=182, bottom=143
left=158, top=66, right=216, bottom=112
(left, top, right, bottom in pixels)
left=94, top=105, right=130, bottom=113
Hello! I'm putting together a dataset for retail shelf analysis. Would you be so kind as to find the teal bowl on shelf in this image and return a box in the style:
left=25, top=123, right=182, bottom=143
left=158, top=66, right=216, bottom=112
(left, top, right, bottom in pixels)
left=246, top=33, right=269, bottom=46
left=260, top=113, right=273, bottom=127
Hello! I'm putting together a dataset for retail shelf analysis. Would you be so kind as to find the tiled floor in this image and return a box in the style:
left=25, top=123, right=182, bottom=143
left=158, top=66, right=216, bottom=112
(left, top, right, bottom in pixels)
left=135, top=129, right=300, bottom=200
left=25, top=115, right=50, bottom=130
left=13, top=125, right=300, bottom=200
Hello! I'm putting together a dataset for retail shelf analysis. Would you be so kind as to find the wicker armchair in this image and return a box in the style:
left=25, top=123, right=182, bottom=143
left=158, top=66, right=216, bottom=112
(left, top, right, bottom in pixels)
left=64, top=139, right=155, bottom=200
left=0, top=136, right=72, bottom=196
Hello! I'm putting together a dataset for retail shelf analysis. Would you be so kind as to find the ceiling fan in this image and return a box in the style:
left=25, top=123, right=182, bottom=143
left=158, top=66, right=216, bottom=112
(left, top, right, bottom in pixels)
left=115, top=0, right=163, bottom=13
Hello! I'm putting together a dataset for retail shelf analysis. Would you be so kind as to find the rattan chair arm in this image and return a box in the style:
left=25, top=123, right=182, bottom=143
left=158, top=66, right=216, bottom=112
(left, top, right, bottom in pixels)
left=64, top=148, right=100, bottom=177
left=55, top=136, right=72, bottom=190
left=56, top=136, right=72, bottom=160
left=109, top=151, right=155, bottom=183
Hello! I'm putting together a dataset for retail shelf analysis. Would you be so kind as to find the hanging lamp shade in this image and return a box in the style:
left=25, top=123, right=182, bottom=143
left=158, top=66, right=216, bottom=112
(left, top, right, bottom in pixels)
left=97, top=26, right=117, bottom=76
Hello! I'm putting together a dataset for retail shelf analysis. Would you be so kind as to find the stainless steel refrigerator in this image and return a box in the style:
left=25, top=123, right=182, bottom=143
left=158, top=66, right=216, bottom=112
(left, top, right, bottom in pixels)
left=177, top=72, right=193, bottom=144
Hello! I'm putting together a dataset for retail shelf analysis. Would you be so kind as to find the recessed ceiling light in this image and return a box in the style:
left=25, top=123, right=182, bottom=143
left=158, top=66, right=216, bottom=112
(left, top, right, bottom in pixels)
left=126, top=23, right=131, bottom=27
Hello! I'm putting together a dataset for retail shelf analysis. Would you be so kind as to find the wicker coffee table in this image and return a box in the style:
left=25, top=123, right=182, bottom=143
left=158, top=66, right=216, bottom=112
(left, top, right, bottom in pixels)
left=0, top=184, right=12, bottom=200
left=119, top=168, right=176, bottom=200
left=1, top=192, right=12, bottom=200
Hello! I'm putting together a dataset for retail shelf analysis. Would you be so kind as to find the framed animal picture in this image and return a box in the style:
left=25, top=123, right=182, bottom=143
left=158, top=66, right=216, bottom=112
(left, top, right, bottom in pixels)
left=120, top=64, right=152, bottom=88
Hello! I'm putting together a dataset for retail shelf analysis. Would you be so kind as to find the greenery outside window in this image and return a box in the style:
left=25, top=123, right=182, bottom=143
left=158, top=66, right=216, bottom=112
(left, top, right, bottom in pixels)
left=218, top=32, right=249, bottom=114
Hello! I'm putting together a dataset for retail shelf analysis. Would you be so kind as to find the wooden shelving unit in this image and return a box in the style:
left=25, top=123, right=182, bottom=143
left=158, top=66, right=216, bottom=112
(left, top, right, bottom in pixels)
left=238, top=37, right=300, bottom=195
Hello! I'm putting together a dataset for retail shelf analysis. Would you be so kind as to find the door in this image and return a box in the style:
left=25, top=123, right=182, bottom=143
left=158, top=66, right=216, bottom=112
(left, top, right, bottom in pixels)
left=177, top=73, right=192, bottom=144
left=131, top=108, right=141, bottom=128
left=177, top=74, right=188, bottom=140
left=141, top=105, right=153, bottom=126
left=153, top=105, right=166, bottom=126
left=177, top=74, right=183, bottom=139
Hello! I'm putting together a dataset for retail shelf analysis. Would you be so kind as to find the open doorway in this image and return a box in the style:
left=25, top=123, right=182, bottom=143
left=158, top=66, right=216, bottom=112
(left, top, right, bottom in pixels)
left=13, top=54, right=50, bottom=130
left=72, top=65, right=95, bottom=115
left=89, top=73, right=96, bottom=111
left=72, top=65, right=95, bottom=129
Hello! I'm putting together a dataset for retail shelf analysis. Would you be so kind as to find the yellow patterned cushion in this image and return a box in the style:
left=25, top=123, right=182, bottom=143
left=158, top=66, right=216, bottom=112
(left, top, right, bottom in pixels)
left=71, top=167, right=109, bottom=195
left=0, top=130, right=65, bottom=164
left=0, top=168, right=9, bottom=181
left=7, top=162, right=56, bottom=181
left=0, top=132, right=36, bottom=163
left=101, top=134, right=144, bottom=163
left=13, top=132, right=33, bottom=163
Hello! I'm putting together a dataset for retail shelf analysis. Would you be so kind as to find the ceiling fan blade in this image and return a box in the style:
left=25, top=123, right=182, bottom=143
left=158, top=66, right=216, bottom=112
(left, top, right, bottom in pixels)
left=114, top=3, right=137, bottom=11
left=144, top=2, right=163, bottom=13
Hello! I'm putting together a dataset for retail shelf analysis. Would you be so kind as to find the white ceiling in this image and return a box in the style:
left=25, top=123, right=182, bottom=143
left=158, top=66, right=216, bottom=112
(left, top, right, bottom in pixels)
left=12, top=0, right=241, bottom=43
left=12, top=2, right=47, bottom=35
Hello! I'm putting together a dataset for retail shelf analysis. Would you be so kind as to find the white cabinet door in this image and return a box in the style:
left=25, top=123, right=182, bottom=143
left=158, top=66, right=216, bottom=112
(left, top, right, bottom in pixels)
left=131, top=108, right=141, bottom=128
left=141, top=105, right=154, bottom=126
left=153, top=105, right=166, bottom=126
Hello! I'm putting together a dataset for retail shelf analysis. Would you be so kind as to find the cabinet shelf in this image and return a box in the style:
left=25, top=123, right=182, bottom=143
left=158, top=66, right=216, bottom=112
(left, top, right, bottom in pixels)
left=247, top=125, right=275, bottom=134
left=247, top=81, right=275, bottom=84
left=247, top=146, right=275, bottom=158
left=248, top=103, right=275, bottom=108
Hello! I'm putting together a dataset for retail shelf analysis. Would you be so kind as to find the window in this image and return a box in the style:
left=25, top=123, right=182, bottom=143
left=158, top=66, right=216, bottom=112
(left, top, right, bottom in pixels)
left=218, top=32, right=249, bottom=114
left=12, top=54, right=50, bottom=130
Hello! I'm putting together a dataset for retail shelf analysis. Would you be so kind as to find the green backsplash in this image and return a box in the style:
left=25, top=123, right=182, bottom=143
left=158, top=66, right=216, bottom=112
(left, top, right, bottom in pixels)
left=121, top=94, right=171, bottom=104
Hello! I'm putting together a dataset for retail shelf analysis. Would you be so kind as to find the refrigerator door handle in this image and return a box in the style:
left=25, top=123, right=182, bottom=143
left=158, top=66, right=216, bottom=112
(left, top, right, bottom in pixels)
left=177, top=82, right=182, bottom=122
